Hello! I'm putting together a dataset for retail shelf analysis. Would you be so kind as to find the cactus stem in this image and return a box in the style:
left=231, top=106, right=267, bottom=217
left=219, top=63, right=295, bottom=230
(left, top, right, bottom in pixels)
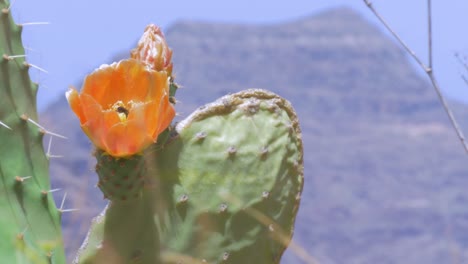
left=20, top=22, right=50, bottom=26
left=0, top=120, right=12, bottom=130
left=23, top=62, right=48, bottom=73
left=21, top=115, right=67, bottom=139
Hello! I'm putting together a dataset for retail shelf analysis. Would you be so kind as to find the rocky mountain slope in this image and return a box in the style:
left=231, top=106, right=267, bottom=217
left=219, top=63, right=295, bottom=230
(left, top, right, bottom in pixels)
left=42, top=7, right=468, bottom=264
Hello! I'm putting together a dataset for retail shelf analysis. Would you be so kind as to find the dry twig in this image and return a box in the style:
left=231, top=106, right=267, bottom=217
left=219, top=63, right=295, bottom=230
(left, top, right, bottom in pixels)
left=363, top=0, right=468, bottom=154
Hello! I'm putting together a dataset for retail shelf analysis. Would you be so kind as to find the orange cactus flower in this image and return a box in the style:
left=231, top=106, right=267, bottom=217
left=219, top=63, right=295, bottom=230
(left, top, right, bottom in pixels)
left=66, top=59, right=175, bottom=157
left=131, top=24, right=173, bottom=75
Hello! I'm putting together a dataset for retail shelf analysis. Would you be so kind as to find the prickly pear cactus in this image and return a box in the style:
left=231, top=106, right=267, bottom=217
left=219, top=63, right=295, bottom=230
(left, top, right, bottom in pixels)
left=0, top=1, right=66, bottom=263
left=157, top=89, right=304, bottom=263
left=74, top=89, right=303, bottom=264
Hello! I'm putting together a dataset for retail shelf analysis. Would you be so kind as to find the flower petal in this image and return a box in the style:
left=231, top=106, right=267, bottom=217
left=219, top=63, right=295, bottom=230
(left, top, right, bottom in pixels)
left=146, top=71, right=168, bottom=104
left=81, top=59, right=166, bottom=111
left=81, top=64, right=114, bottom=109
left=79, top=94, right=120, bottom=152
left=79, top=94, right=104, bottom=124
left=65, top=87, right=86, bottom=124
left=127, top=102, right=156, bottom=138
left=104, top=121, right=153, bottom=157
left=154, top=95, right=176, bottom=137
left=115, top=60, right=150, bottom=103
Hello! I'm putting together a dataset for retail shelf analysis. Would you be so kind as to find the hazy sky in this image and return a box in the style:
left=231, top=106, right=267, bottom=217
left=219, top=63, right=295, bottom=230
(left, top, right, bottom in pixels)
left=9, top=0, right=468, bottom=109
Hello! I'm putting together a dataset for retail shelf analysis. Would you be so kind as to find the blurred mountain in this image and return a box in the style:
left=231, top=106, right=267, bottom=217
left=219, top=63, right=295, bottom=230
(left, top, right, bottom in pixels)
left=41, top=7, right=468, bottom=264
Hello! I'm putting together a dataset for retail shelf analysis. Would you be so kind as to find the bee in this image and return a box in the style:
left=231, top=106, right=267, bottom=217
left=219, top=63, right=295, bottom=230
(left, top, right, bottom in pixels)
left=116, top=106, right=129, bottom=117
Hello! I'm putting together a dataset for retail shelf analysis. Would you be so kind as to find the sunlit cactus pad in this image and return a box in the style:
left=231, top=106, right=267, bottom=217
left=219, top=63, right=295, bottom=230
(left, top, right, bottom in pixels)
left=158, top=89, right=304, bottom=263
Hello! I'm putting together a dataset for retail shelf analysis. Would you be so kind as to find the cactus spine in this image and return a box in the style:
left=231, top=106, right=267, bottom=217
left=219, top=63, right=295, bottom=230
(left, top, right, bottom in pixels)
left=0, top=1, right=66, bottom=263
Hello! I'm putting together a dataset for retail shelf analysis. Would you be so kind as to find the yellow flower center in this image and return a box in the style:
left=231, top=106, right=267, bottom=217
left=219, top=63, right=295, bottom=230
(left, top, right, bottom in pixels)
left=111, top=101, right=130, bottom=122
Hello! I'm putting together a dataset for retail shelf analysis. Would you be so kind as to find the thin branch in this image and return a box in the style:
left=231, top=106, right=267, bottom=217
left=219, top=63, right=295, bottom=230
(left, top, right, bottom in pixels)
left=363, top=0, right=468, bottom=154
left=363, top=0, right=427, bottom=70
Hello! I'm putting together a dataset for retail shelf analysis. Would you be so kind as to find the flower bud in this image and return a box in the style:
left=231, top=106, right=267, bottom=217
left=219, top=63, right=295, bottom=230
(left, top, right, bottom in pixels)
left=131, top=24, right=173, bottom=75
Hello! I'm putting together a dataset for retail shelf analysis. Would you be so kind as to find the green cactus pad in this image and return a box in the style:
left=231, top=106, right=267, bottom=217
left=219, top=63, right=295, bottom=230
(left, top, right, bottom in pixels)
left=0, top=1, right=66, bottom=263
left=76, top=89, right=303, bottom=264
left=168, top=89, right=303, bottom=213
left=157, top=89, right=303, bottom=263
